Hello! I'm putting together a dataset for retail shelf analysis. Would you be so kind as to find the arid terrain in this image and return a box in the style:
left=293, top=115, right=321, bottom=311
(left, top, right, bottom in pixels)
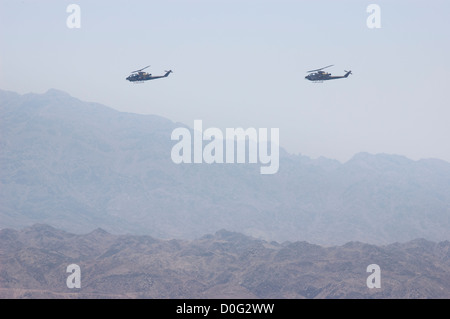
left=1, top=224, right=449, bottom=299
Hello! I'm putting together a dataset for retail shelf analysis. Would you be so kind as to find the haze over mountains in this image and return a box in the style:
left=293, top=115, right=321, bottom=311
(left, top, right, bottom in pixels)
left=1, top=88, right=449, bottom=245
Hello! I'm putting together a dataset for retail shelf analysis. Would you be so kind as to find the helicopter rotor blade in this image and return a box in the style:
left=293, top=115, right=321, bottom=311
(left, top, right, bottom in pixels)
left=131, top=65, right=151, bottom=73
left=307, top=64, right=334, bottom=73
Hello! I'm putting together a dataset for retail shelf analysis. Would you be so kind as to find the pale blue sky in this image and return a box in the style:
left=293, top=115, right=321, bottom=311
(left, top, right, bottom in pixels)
left=1, top=0, right=449, bottom=162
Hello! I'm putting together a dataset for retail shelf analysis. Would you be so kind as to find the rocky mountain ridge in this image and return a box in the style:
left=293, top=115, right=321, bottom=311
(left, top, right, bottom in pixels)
left=1, top=88, right=449, bottom=245
left=0, top=224, right=449, bottom=299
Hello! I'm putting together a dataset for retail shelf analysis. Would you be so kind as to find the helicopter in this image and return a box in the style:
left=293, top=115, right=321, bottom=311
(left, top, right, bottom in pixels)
left=305, top=65, right=352, bottom=82
left=126, top=65, right=173, bottom=83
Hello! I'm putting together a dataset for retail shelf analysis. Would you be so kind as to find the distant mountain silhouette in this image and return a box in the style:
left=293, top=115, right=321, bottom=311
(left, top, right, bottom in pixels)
left=1, top=225, right=449, bottom=298
left=1, top=88, right=450, bottom=245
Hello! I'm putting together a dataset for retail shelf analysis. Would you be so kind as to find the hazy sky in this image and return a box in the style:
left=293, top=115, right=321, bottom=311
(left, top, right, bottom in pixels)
left=1, top=0, right=449, bottom=162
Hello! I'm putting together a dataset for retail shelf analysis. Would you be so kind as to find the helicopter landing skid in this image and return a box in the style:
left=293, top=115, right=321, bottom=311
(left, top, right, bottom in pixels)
left=312, top=81, right=323, bottom=83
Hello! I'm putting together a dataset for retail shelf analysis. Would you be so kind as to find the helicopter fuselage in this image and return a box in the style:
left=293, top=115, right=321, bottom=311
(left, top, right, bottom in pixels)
left=305, top=65, right=351, bottom=82
left=305, top=70, right=352, bottom=82
left=126, top=69, right=172, bottom=82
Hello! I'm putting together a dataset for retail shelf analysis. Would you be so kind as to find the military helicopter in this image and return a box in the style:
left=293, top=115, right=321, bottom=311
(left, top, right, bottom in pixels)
left=126, top=65, right=173, bottom=83
left=305, top=65, right=352, bottom=82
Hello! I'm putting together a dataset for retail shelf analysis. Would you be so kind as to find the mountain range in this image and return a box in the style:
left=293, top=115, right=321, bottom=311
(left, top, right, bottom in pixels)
left=1, top=224, right=449, bottom=299
left=1, top=88, right=449, bottom=245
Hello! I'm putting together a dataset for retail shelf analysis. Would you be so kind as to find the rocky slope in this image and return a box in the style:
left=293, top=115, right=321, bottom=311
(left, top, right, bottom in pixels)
left=0, top=225, right=449, bottom=298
